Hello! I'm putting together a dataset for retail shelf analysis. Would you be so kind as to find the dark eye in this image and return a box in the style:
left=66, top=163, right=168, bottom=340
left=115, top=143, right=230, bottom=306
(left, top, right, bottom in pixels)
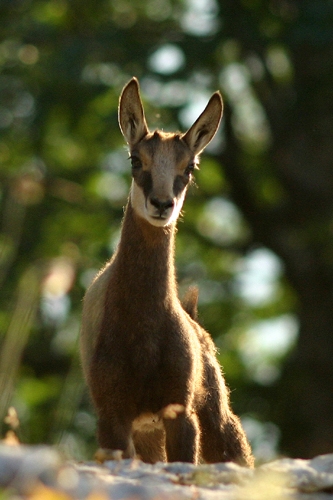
left=184, top=163, right=195, bottom=176
left=130, top=156, right=142, bottom=170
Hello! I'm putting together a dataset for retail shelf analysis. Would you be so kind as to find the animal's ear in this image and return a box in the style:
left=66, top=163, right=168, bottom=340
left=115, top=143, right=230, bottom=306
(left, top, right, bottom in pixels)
left=118, top=77, right=149, bottom=146
left=182, top=92, right=223, bottom=155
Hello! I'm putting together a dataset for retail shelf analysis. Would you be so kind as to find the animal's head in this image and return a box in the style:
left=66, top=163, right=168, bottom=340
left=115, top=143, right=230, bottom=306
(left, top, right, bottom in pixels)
left=119, top=77, right=223, bottom=228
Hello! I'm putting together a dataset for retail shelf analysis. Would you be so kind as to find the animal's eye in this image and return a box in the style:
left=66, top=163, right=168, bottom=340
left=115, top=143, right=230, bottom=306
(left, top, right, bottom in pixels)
left=184, top=163, right=195, bottom=176
left=130, top=156, right=142, bottom=170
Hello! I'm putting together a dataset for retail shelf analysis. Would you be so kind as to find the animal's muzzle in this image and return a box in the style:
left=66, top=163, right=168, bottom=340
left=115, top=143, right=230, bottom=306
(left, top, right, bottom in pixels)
left=149, top=197, right=174, bottom=217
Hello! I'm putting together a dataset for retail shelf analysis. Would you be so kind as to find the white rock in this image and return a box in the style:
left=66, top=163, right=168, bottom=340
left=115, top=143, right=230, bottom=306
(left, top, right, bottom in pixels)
left=1, top=445, right=333, bottom=499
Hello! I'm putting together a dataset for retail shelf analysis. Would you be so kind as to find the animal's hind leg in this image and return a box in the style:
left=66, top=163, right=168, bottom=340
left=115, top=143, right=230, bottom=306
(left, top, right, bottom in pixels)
left=133, top=428, right=166, bottom=463
left=198, top=357, right=254, bottom=467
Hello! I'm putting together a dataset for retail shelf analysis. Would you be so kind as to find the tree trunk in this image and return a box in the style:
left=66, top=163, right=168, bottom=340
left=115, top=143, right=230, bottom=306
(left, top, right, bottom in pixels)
left=221, top=0, right=333, bottom=457
left=276, top=294, right=333, bottom=458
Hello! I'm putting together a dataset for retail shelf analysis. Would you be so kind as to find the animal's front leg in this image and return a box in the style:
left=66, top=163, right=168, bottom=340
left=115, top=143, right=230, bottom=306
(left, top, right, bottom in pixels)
left=164, top=412, right=200, bottom=463
left=96, top=413, right=135, bottom=459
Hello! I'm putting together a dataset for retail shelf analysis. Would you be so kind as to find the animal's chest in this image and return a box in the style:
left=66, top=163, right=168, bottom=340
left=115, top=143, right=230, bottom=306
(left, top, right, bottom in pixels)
left=119, top=314, right=190, bottom=356
left=127, top=334, right=162, bottom=374
left=97, top=316, right=164, bottom=378
left=97, top=301, right=196, bottom=381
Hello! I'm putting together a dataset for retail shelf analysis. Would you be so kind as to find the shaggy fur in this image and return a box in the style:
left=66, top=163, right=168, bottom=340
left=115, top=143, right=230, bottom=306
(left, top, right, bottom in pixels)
left=80, top=78, right=254, bottom=467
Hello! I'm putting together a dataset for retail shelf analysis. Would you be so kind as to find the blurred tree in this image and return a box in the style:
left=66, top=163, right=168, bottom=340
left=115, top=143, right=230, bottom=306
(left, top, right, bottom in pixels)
left=0, top=0, right=332, bottom=460
left=218, top=0, right=333, bottom=458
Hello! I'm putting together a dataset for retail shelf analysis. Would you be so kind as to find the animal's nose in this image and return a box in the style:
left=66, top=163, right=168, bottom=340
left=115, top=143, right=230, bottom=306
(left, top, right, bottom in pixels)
left=150, top=197, right=174, bottom=214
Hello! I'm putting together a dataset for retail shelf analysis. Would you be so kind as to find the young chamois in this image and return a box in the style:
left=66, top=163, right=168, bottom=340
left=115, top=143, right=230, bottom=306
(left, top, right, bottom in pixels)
left=80, top=77, right=254, bottom=467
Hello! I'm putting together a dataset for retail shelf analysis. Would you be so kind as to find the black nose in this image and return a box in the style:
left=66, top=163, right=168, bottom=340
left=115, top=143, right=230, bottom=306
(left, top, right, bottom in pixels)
left=150, top=197, right=174, bottom=215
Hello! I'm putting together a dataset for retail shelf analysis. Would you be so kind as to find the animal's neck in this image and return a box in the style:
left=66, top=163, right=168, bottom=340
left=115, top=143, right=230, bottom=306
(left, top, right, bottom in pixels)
left=112, top=200, right=177, bottom=307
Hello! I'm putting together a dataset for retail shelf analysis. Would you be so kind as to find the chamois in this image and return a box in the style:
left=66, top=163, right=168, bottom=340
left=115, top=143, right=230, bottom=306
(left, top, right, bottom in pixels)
left=80, top=77, right=254, bottom=467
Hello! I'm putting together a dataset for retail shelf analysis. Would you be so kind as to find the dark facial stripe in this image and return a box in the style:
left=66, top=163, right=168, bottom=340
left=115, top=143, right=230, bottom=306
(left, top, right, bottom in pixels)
left=133, top=170, right=153, bottom=199
left=173, top=175, right=189, bottom=197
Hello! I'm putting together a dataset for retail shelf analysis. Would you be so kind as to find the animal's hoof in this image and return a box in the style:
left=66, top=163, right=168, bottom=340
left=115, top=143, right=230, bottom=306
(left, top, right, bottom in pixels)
left=94, top=448, right=123, bottom=463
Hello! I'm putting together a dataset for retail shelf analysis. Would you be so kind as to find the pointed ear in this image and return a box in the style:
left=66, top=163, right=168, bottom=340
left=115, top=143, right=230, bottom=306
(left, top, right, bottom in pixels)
left=118, top=77, right=149, bottom=146
left=182, top=92, right=223, bottom=155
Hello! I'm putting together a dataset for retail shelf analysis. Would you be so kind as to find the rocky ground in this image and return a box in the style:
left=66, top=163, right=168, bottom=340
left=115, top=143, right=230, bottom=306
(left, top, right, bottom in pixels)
left=1, top=443, right=333, bottom=499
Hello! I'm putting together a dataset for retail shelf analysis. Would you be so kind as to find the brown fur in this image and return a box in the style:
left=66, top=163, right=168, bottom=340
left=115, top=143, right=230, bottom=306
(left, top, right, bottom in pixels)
left=80, top=78, right=254, bottom=467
